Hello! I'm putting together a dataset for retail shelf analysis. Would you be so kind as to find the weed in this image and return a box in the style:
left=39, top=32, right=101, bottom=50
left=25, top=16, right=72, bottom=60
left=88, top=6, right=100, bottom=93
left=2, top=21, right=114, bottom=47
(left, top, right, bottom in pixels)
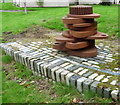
left=2, top=49, right=6, bottom=55
left=2, top=55, right=12, bottom=64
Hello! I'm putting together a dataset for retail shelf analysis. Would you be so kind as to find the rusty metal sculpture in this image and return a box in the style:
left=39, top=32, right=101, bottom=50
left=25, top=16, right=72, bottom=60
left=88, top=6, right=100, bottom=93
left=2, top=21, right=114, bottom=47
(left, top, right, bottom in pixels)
left=53, top=5, right=108, bottom=57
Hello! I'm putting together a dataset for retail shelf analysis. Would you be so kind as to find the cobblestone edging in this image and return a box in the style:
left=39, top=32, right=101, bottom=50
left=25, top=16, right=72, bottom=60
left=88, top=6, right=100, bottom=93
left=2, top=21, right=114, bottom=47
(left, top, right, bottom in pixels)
left=0, top=42, right=119, bottom=101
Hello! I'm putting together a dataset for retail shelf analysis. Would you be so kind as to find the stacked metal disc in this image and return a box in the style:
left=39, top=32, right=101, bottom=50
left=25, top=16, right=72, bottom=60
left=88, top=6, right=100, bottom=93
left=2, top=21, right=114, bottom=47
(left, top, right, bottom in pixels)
left=53, top=5, right=108, bottom=57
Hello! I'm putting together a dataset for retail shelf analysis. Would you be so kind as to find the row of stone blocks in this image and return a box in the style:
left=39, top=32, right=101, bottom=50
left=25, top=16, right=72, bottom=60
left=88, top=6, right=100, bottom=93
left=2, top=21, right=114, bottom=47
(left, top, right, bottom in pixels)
left=1, top=45, right=119, bottom=101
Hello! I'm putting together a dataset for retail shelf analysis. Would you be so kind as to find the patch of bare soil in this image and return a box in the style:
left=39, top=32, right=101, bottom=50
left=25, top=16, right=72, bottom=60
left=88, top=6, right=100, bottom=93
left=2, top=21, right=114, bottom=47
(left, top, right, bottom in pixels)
left=3, top=25, right=61, bottom=43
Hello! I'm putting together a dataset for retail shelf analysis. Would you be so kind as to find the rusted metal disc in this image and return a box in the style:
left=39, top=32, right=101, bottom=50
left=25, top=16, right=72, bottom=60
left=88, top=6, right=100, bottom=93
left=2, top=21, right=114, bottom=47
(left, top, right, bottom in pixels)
left=66, top=46, right=97, bottom=58
left=52, top=41, right=68, bottom=51
left=85, top=32, right=109, bottom=39
left=70, top=5, right=93, bottom=15
left=65, top=41, right=89, bottom=50
left=65, top=20, right=97, bottom=31
left=73, top=22, right=93, bottom=28
left=70, top=30, right=97, bottom=38
left=67, top=13, right=100, bottom=19
left=62, top=30, right=73, bottom=38
left=62, top=17, right=87, bottom=24
left=55, top=35, right=76, bottom=42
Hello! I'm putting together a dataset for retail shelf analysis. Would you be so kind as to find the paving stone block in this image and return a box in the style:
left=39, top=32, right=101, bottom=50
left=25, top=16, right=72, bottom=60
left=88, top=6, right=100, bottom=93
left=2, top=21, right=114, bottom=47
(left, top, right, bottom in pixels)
left=110, top=80, right=117, bottom=85
left=92, top=65, right=100, bottom=68
left=20, top=53, right=26, bottom=63
left=14, top=51, right=21, bottom=61
left=30, top=59, right=38, bottom=72
left=87, top=58, right=95, bottom=61
left=29, top=51, right=39, bottom=55
left=56, top=69, right=64, bottom=82
left=83, top=79, right=93, bottom=93
left=40, top=55, right=50, bottom=59
left=16, top=52, right=21, bottom=62
left=82, top=62, right=91, bottom=66
left=60, top=63, right=70, bottom=67
left=77, top=77, right=87, bottom=92
left=88, top=61, right=99, bottom=65
left=49, top=59, right=61, bottom=65
left=67, top=65, right=80, bottom=72
left=51, top=66, right=60, bottom=80
left=107, top=76, right=113, bottom=79
left=80, top=58, right=88, bottom=61
left=47, top=65, right=55, bottom=79
left=51, top=60, right=66, bottom=68
left=83, top=71, right=93, bottom=77
left=97, top=86, right=103, bottom=97
left=78, top=69, right=88, bottom=76
left=61, top=70, right=70, bottom=83
left=88, top=73, right=98, bottom=79
left=102, top=78, right=109, bottom=83
left=64, top=64, right=74, bottom=69
left=44, top=57, right=53, bottom=61
left=95, top=75, right=105, bottom=81
left=97, top=55, right=105, bottom=59
left=73, top=67, right=83, bottom=73
left=104, top=87, right=111, bottom=98
left=95, top=60, right=107, bottom=64
left=27, top=56, right=34, bottom=68
left=34, top=60, right=42, bottom=74
left=90, top=81, right=100, bottom=93
left=95, top=57, right=104, bottom=61
left=33, top=54, right=44, bottom=58
left=43, top=63, right=51, bottom=77
left=36, top=61, right=45, bottom=74
left=70, top=75, right=80, bottom=88
left=71, top=58, right=82, bottom=63
left=46, top=57, right=57, bottom=63
left=66, top=73, right=74, bottom=86
left=41, top=63, right=48, bottom=75
left=111, top=90, right=119, bottom=101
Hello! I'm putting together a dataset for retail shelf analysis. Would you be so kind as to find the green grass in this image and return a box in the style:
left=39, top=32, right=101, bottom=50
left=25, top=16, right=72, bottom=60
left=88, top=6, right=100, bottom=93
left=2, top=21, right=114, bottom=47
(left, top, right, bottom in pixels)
left=2, top=55, right=12, bottom=64
left=1, top=3, right=119, bottom=37
left=0, top=3, right=24, bottom=10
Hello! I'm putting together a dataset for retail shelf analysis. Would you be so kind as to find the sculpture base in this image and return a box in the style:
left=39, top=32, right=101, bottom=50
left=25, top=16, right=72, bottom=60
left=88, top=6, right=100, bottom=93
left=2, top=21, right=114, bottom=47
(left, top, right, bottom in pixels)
left=66, top=46, right=97, bottom=58
left=53, top=42, right=97, bottom=58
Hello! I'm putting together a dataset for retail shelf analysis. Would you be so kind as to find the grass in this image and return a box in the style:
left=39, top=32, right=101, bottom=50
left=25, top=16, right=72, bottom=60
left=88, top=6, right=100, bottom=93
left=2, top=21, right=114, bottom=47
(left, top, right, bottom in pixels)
left=1, top=3, right=119, bottom=38
left=0, top=3, right=24, bottom=10
left=1, top=49, right=118, bottom=103
left=2, top=55, right=12, bottom=64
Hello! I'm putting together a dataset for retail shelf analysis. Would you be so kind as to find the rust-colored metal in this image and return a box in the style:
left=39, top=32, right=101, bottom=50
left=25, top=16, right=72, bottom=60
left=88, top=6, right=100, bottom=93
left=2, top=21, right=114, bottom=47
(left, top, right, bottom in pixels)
left=72, top=23, right=92, bottom=28
left=70, top=30, right=97, bottom=38
left=67, top=13, right=100, bottom=19
left=52, top=5, right=109, bottom=58
left=62, top=17, right=87, bottom=24
left=66, top=46, right=98, bottom=58
left=65, top=41, right=89, bottom=49
left=53, top=42, right=68, bottom=51
left=65, top=21, right=97, bottom=31
left=70, top=5, right=93, bottom=15
left=85, top=32, right=109, bottom=39
left=55, top=35, right=76, bottom=42
left=62, top=30, right=73, bottom=38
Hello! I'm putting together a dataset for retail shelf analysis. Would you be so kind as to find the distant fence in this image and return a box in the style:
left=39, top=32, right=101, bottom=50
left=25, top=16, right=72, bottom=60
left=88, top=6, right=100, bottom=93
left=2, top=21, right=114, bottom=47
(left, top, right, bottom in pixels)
left=0, top=0, right=13, bottom=3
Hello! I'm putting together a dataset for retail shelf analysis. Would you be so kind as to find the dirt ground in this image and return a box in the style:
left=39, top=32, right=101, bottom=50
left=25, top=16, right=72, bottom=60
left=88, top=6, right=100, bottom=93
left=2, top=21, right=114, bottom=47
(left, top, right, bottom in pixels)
left=3, top=25, right=61, bottom=41
left=2, top=25, right=119, bottom=52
